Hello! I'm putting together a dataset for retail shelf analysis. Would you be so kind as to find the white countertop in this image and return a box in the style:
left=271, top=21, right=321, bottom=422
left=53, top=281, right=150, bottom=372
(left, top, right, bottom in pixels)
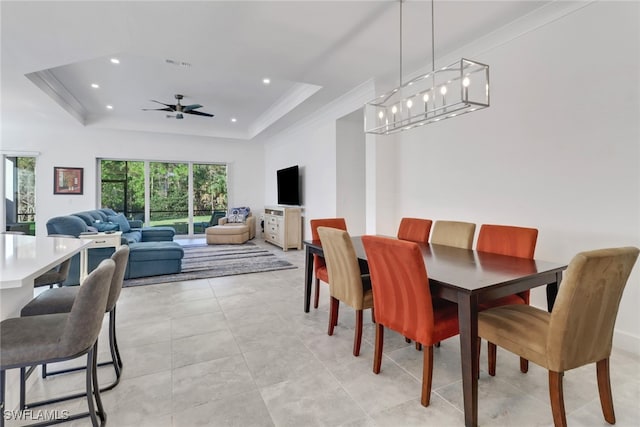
left=1, top=234, right=91, bottom=289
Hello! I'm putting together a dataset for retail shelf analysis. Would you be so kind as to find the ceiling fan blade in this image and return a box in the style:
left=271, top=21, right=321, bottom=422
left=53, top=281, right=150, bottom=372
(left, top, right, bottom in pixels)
left=151, top=100, right=177, bottom=110
left=184, top=110, right=214, bottom=117
left=183, top=104, right=203, bottom=112
left=143, top=107, right=174, bottom=112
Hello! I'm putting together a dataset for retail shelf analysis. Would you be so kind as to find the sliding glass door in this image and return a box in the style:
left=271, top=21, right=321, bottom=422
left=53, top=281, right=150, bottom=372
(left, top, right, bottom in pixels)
left=149, top=162, right=189, bottom=234
left=4, top=156, right=36, bottom=234
left=192, top=163, right=228, bottom=232
left=100, top=159, right=227, bottom=236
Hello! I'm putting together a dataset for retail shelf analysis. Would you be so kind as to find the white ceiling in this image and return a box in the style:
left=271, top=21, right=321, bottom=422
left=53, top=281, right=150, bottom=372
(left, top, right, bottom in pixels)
left=1, top=1, right=553, bottom=142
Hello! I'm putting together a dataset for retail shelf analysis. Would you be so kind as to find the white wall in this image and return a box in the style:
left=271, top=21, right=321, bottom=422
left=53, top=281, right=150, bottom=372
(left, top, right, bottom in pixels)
left=263, top=1, right=640, bottom=354
left=392, top=1, right=640, bottom=353
left=336, top=109, right=366, bottom=235
left=1, top=123, right=264, bottom=236
left=263, top=81, right=375, bottom=239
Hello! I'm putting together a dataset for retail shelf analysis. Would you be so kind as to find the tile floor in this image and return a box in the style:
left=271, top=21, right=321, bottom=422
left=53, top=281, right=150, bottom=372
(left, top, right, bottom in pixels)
left=9, top=238, right=640, bottom=426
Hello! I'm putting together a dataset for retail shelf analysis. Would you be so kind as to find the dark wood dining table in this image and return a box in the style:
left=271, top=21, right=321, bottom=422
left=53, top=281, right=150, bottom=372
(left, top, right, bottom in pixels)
left=303, top=237, right=567, bottom=427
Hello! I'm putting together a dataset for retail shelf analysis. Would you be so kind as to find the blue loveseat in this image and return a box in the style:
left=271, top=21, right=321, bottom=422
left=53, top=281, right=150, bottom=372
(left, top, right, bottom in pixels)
left=46, top=209, right=183, bottom=285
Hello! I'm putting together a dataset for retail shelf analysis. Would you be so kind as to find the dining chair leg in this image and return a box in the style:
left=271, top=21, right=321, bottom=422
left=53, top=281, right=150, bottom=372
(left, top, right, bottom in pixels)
left=405, top=337, right=411, bottom=343
left=488, top=341, right=497, bottom=376
left=415, top=342, right=422, bottom=351
left=353, top=309, right=363, bottom=356
left=373, top=323, right=384, bottom=374
left=370, top=307, right=375, bottom=324
left=333, top=299, right=339, bottom=327
left=596, top=358, right=616, bottom=424
left=313, top=278, right=320, bottom=309
left=520, top=357, right=529, bottom=373
left=549, top=370, right=567, bottom=427
left=328, top=297, right=339, bottom=335
left=421, top=345, right=434, bottom=407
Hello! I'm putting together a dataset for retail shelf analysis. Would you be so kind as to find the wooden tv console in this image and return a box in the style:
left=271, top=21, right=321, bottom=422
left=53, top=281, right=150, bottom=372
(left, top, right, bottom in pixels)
left=264, top=206, right=302, bottom=251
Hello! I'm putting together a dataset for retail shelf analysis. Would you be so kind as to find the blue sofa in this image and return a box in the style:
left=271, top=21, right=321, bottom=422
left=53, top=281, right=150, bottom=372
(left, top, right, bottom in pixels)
left=46, top=209, right=183, bottom=285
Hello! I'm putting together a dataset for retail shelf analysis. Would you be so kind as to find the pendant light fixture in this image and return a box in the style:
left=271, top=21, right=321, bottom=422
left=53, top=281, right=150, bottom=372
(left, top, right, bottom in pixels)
left=364, top=0, right=490, bottom=135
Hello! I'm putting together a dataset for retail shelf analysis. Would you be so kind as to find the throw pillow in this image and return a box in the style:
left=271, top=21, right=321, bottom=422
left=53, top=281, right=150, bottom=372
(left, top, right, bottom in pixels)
left=228, top=213, right=246, bottom=223
left=107, top=213, right=131, bottom=233
left=94, top=222, right=119, bottom=232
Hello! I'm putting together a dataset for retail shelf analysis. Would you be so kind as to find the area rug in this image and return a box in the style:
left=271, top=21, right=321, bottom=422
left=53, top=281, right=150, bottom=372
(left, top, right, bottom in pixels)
left=123, top=242, right=296, bottom=287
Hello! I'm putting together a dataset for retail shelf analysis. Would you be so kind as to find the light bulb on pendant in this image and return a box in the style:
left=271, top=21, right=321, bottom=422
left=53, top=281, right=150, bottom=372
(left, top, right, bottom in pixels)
left=462, top=77, right=470, bottom=100
left=440, top=86, right=447, bottom=96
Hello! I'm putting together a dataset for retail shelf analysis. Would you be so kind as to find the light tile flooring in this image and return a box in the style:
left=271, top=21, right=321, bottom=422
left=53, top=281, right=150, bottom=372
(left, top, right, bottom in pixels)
left=10, top=238, right=640, bottom=426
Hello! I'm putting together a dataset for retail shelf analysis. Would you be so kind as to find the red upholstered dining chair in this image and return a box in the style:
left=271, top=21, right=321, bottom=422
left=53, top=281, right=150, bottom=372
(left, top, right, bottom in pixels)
left=362, top=235, right=459, bottom=407
left=476, top=223, right=538, bottom=375
left=397, top=217, right=433, bottom=243
left=310, top=218, right=347, bottom=309
left=317, top=227, right=373, bottom=356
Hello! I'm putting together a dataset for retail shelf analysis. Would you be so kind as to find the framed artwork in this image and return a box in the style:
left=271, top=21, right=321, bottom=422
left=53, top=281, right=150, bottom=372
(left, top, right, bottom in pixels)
left=53, top=167, right=83, bottom=195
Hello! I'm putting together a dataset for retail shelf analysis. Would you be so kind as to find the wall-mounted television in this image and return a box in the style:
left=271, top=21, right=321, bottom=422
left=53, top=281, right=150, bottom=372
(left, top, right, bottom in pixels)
left=277, top=165, right=300, bottom=206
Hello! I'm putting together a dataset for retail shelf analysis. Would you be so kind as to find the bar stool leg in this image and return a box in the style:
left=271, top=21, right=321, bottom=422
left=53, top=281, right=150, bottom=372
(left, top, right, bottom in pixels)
left=1, top=370, right=5, bottom=427
left=91, top=343, right=106, bottom=424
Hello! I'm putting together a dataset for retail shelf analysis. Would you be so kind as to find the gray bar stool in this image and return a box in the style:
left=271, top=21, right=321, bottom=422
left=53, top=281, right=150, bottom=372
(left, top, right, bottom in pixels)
left=33, top=235, right=76, bottom=289
left=0, top=259, right=115, bottom=427
left=21, top=245, right=129, bottom=395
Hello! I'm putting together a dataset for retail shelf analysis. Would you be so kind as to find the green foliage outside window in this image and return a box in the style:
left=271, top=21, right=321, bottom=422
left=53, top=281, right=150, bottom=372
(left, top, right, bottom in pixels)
left=100, top=160, right=227, bottom=228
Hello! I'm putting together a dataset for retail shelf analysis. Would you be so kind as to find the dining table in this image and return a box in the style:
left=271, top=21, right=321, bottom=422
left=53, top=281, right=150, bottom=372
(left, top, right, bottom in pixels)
left=303, top=236, right=567, bottom=427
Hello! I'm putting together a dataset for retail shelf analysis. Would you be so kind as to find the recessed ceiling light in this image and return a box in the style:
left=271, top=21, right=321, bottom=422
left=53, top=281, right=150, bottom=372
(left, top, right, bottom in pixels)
left=262, top=78, right=270, bottom=85
left=231, top=118, right=237, bottom=123
left=91, top=83, right=100, bottom=89
left=110, top=58, right=120, bottom=64
left=106, top=105, right=113, bottom=110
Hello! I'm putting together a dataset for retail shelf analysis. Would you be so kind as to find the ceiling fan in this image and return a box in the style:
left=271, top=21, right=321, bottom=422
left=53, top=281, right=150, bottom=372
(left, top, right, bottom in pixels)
left=142, top=94, right=214, bottom=119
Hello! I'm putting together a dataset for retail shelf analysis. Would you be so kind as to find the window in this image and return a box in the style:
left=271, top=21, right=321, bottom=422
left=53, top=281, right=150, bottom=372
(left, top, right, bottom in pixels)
left=4, top=156, right=36, bottom=234
left=99, top=159, right=227, bottom=235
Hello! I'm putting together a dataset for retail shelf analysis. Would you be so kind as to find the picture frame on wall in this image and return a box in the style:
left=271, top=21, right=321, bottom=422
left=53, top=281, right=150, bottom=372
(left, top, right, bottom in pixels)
left=53, top=167, right=83, bottom=195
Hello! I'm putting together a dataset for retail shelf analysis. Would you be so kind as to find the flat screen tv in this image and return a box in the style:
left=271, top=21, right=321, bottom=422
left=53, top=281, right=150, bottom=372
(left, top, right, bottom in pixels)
left=277, top=165, right=300, bottom=206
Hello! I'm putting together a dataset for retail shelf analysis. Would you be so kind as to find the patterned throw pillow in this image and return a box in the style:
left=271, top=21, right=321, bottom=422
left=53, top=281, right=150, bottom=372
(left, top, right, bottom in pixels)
left=228, top=207, right=250, bottom=223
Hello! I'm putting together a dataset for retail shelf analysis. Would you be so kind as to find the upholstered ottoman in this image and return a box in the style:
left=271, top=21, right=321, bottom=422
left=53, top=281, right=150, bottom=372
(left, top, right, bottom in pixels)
left=206, top=224, right=249, bottom=245
left=125, top=241, right=184, bottom=279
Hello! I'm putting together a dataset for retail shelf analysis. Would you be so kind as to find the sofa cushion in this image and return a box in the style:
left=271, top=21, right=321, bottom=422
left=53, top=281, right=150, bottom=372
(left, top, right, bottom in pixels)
left=127, top=241, right=184, bottom=261
left=89, top=211, right=108, bottom=222
left=72, top=212, right=96, bottom=226
left=108, top=214, right=131, bottom=233
left=141, top=226, right=175, bottom=242
left=122, top=230, right=142, bottom=244
left=100, top=208, right=118, bottom=217
left=46, top=216, right=88, bottom=237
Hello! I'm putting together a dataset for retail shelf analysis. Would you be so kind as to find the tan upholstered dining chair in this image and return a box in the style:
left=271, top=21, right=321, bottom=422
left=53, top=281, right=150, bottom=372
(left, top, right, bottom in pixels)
left=478, top=246, right=639, bottom=427
left=310, top=218, right=347, bottom=309
left=317, top=226, right=373, bottom=357
left=430, top=220, right=476, bottom=249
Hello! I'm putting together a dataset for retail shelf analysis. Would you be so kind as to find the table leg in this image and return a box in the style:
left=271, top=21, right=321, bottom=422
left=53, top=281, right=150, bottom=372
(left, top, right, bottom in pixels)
left=546, top=271, right=563, bottom=312
left=458, top=293, right=479, bottom=427
left=304, top=247, right=313, bottom=313
left=79, top=248, right=89, bottom=283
